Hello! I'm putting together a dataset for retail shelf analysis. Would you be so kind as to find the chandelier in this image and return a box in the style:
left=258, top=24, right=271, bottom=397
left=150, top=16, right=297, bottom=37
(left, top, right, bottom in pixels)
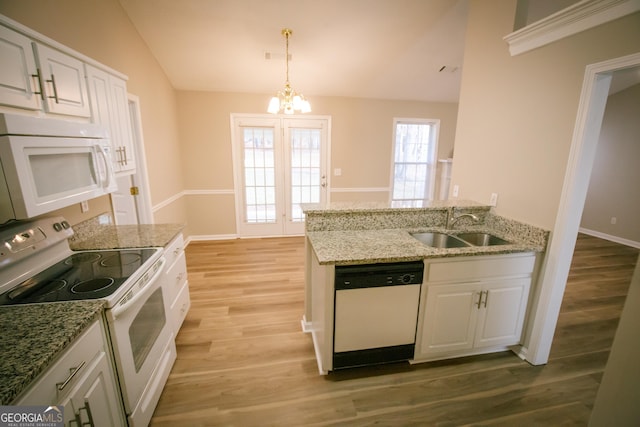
left=267, top=28, right=311, bottom=114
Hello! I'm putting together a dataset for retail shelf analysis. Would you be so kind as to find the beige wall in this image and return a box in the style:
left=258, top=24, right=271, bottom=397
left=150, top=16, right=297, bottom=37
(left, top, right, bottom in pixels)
left=581, top=84, right=640, bottom=244
left=0, top=0, right=187, bottom=227
left=177, top=91, right=458, bottom=237
left=452, top=1, right=640, bottom=230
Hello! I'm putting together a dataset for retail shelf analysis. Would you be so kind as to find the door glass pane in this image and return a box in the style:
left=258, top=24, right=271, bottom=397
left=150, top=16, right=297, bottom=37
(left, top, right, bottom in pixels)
left=129, top=287, right=166, bottom=372
left=290, top=128, right=321, bottom=222
left=243, top=127, right=276, bottom=223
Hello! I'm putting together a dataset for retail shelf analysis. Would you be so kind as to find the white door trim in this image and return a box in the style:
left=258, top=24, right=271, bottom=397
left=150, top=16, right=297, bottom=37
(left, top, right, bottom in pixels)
left=525, top=52, right=640, bottom=365
left=230, top=113, right=331, bottom=238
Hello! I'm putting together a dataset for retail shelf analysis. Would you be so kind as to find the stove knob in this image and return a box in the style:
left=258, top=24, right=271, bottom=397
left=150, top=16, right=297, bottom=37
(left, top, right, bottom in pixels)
left=61, top=221, right=70, bottom=229
left=53, top=222, right=63, bottom=232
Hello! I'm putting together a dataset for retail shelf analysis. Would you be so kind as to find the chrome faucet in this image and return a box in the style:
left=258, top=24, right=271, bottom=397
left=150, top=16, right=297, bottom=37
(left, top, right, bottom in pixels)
left=446, top=207, right=480, bottom=229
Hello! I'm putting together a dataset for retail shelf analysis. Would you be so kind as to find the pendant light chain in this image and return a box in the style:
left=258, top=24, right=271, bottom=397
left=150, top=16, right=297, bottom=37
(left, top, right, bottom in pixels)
left=267, top=28, right=311, bottom=114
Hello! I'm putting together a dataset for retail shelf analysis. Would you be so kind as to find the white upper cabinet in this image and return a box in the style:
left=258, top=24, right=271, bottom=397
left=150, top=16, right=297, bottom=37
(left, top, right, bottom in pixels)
left=0, top=25, right=40, bottom=110
left=0, top=24, right=91, bottom=118
left=33, top=43, right=91, bottom=117
left=34, top=43, right=91, bottom=117
left=86, top=65, right=136, bottom=174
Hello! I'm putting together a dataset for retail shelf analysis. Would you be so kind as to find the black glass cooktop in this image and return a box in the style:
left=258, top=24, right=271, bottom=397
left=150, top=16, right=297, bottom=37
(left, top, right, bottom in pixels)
left=0, top=248, right=157, bottom=305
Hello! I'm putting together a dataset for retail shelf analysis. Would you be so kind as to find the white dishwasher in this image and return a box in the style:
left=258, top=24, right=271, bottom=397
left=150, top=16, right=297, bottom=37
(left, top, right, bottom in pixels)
left=333, top=260, right=423, bottom=369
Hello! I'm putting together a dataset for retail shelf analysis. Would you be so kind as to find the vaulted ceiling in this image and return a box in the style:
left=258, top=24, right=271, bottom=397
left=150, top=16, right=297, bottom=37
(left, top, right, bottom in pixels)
left=118, top=0, right=469, bottom=103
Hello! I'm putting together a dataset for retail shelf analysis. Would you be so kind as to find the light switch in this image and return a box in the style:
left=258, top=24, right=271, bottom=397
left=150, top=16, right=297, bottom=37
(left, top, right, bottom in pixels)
left=334, top=168, right=342, bottom=176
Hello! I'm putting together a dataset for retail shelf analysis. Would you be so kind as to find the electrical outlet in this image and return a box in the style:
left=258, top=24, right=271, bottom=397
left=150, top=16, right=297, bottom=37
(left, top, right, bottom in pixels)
left=611, top=217, right=617, bottom=225
left=81, top=201, right=89, bottom=213
left=489, top=193, right=498, bottom=206
left=334, top=168, right=342, bottom=176
left=452, top=184, right=459, bottom=198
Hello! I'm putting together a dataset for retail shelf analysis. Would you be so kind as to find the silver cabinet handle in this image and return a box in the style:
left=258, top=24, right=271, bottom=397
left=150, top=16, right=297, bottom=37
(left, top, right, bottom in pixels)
left=475, top=291, right=482, bottom=308
left=78, top=400, right=95, bottom=427
left=56, top=360, right=86, bottom=391
left=483, top=290, right=489, bottom=308
left=69, top=399, right=95, bottom=427
left=46, top=73, right=59, bottom=103
left=31, top=69, right=45, bottom=100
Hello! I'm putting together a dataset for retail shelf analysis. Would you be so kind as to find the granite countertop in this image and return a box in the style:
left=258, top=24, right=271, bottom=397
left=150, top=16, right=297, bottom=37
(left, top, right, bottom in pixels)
left=307, top=227, right=546, bottom=265
left=301, top=199, right=486, bottom=214
left=70, top=223, right=184, bottom=250
left=0, top=300, right=106, bottom=405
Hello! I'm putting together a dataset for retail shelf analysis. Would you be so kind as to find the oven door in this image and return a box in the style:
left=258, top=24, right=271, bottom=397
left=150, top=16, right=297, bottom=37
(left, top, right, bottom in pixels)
left=105, top=256, right=176, bottom=427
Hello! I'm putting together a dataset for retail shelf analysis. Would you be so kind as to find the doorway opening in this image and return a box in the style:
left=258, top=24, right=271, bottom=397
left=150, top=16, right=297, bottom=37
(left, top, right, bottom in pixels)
left=526, top=53, right=640, bottom=365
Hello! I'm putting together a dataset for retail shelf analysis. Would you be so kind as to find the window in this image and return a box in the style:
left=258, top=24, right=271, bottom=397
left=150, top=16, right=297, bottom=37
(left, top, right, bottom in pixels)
left=391, top=118, right=439, bottom=207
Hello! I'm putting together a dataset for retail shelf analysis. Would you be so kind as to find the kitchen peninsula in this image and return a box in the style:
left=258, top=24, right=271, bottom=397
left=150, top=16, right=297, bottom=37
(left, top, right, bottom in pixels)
left=302, top=200, right=548, bottom=374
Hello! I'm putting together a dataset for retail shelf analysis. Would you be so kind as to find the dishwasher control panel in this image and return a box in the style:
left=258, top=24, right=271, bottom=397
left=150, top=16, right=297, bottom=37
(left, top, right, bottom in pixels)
left=334, top=260, right=423, bottom=290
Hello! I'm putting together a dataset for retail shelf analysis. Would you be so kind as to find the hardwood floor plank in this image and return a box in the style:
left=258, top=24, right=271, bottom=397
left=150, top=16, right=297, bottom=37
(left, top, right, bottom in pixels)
left=150, top=233, right=638, bottom=426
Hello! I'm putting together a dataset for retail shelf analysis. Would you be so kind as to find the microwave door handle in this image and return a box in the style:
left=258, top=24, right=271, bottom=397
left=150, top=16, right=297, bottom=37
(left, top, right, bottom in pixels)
left=96, top=143, right=114, bottom=188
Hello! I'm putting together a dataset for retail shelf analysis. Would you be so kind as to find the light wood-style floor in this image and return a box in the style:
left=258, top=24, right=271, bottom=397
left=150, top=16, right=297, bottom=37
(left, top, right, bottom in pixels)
left=150, top=234, right=638, bottom=426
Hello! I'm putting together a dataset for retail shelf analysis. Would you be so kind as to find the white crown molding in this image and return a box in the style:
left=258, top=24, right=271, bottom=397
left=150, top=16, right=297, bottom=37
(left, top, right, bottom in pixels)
left=504, top=0, right=640, bottom=56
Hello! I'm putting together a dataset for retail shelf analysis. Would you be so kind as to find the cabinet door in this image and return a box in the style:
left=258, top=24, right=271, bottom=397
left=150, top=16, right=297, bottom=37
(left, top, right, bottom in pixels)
left=86, top=65, right=114, bottom=128
left=34, top=43, right=91, bottom=117
left=86, top=66, right=135, bottom=174
left=110, top=77, right=135, bottom=173
left=475, top=278, right=530, bottom=348
left=64, top=351, right=125, bottom=427
left=418, top=282, right=480, bottom=355
left=86, top=65, right=135, bottom=174
left=0, top=26, right=41, bottom=110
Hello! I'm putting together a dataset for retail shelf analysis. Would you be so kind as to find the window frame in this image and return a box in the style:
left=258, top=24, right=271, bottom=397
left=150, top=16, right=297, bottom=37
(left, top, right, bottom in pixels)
left=389, top=118, right=440, bottom=206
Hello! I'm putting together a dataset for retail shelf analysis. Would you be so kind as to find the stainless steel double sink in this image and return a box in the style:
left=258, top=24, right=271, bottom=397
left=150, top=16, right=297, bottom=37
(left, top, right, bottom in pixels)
left=411, top=231, right=511, bottom=249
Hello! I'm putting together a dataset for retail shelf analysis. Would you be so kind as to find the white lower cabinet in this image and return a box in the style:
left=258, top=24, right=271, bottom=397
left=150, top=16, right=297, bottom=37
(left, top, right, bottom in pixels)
left=415, top=253, right=535, bottom=361
left=16, top=319, right=126, bottom=427
left=163, top=233, right=190, bottom=333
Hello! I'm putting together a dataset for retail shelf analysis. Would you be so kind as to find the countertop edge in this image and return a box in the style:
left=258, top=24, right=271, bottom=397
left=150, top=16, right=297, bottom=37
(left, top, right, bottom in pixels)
left=0, top=300, right=106, bottom=405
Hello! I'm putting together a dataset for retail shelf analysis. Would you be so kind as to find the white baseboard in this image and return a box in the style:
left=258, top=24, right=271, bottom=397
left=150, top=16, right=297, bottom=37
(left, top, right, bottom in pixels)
left=301, top=316, right=312, bottom=333
left=579, top=227, right=640, bottom=249
left=184, top=234, right=238, bottom=247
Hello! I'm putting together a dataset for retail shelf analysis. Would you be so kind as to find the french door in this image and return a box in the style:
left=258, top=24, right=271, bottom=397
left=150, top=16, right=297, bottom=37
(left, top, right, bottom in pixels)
left=232, top=115, right=329, bottom=237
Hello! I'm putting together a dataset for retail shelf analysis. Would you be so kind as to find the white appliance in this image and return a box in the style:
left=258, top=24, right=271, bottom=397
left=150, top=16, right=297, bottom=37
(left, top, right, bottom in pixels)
left=0, top=217, right=176, bottom=427
left=333, top=261, right=423, bottom=369
left=0, top=113, right=116, bottom=224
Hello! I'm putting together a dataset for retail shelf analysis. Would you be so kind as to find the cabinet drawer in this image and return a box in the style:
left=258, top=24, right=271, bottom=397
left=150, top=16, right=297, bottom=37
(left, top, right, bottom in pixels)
left=170, top=281, right=190, bottom=332
left=164, top=234, right=184, bottom=268
left=165, top=251, right=187, bottom=303
left=16, top=320, right=104, bottom=405
left=426, top=253, right=535, bottom=283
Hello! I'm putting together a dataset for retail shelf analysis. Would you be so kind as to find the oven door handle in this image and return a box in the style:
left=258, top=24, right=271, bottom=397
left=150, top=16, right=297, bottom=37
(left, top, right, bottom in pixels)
left=110, top=257, right=166, bottom=320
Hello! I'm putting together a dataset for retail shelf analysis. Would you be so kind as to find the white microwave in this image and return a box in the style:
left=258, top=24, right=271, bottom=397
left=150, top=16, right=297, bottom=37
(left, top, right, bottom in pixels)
left=0, top=114, right=116, bottom=224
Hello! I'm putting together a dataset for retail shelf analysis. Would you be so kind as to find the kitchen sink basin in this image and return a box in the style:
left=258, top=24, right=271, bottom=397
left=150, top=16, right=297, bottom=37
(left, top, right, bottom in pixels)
left=411, top=232, right=470, bottom=248
left=454, top=232, right=511, bottom=246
